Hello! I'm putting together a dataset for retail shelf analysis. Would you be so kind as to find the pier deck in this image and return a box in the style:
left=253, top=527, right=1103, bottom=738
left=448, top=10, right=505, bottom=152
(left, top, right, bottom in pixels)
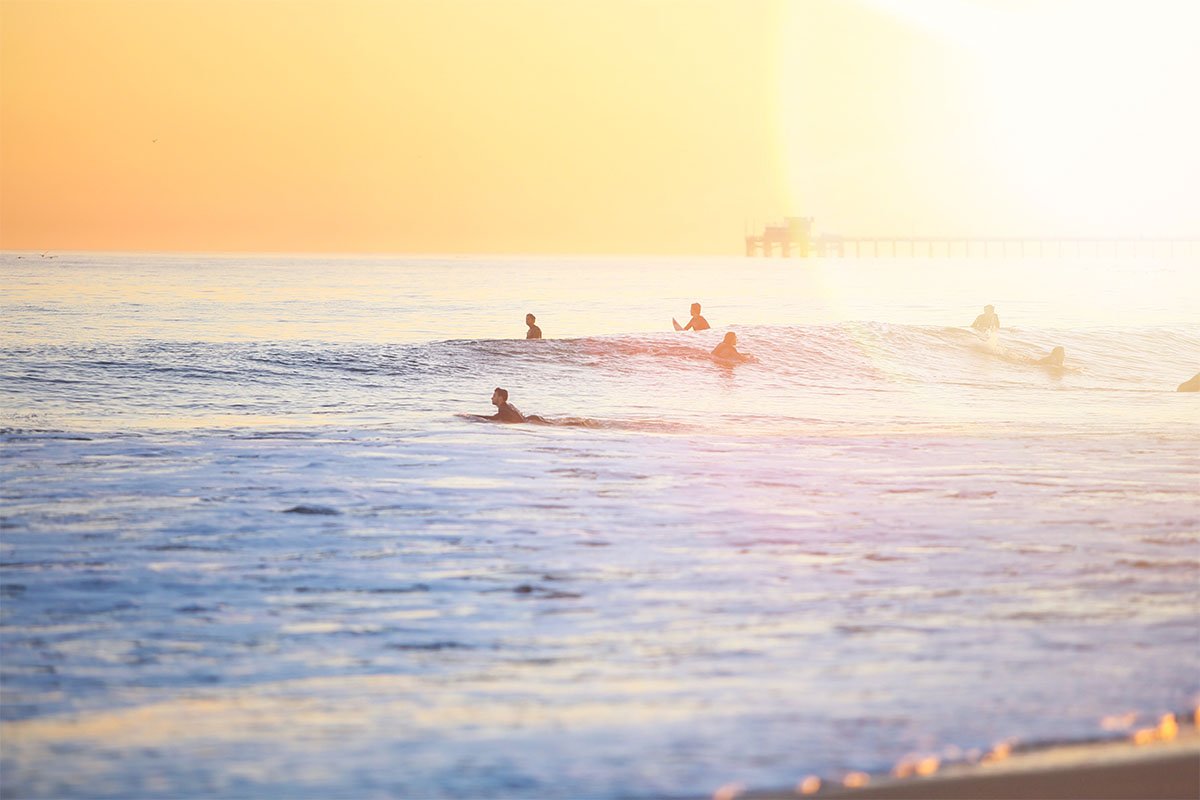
left=745, top=219, right=1199, bottom=258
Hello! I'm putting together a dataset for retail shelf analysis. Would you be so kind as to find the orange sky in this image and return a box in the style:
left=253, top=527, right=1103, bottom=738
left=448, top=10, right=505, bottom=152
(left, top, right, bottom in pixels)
left=2, top=0, right=1198, bottom=254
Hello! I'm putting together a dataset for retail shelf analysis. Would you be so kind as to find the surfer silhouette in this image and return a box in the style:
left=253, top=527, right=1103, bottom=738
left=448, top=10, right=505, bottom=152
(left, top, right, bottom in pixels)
left=711, top=331, right=749, bottom=362
left=1177, top=373, right=1200, bottom=392
left=1037, top=346, right=1065, bottom=367
left=461, top=388, right=548, bottom=424
left=971, top=305, right=1000, bottom=332
left=525, top=313, right=542, bottom=339
left=673, top=303, right=710, bottom=331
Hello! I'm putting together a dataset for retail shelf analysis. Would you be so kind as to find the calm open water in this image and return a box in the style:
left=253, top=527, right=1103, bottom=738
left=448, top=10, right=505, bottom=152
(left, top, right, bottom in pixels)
left=2, top=253, right=1198, bottom=798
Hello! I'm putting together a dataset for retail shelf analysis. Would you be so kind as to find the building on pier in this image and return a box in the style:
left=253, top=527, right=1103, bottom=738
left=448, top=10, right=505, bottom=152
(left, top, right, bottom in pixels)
left=744, top=217, right=813, bottom=257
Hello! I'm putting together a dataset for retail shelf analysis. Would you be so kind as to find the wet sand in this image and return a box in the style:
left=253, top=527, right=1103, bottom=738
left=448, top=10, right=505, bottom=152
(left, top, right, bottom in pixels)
left=745, top=730, right=1200, bottom=800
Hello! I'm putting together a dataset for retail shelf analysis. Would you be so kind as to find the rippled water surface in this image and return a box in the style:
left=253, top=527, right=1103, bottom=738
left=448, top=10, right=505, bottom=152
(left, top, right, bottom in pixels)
left=2, top=253, right=1198, bottom=798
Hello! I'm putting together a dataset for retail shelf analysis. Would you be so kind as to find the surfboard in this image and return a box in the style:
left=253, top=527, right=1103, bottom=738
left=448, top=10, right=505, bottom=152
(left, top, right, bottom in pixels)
left=672, top=318, right=683, bottom=331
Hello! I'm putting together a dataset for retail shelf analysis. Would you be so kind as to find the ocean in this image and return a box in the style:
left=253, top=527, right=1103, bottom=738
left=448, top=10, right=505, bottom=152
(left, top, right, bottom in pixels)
left=2, top=252, right=1198, bottom=798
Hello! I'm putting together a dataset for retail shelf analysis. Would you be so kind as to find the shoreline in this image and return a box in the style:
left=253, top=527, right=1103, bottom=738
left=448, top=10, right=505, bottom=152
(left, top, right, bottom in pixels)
left=739, top=720, right=1200, bottom=800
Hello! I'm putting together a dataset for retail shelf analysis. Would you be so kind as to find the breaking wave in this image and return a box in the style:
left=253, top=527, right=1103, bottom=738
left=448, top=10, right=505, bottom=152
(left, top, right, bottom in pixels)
left=4, top=322, right=1195, bottom=392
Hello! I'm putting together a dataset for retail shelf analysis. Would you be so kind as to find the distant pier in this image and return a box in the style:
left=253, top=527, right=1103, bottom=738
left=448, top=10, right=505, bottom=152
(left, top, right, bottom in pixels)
left=745, top=218, right=1200, bottom=258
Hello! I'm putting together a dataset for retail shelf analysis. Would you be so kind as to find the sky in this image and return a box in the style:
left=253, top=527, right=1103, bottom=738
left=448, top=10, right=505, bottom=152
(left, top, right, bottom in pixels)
left=2, top=0, right=1198, bottom=254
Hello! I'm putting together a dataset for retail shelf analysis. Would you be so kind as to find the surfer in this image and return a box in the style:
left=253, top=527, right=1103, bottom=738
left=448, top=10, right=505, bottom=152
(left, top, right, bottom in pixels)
left=971, top=304, right=1000, bottom=333
left=1177, top=373, right=1200, bottom=392
left=461, top=387, right=548, bottom=424
left=673, top=303, right=710, bottom=332
left=525, top=313, right=542, bottom=339
left=711, top=331, right=749, bottom=362
left=1037, top=346, right=1065, bottom=367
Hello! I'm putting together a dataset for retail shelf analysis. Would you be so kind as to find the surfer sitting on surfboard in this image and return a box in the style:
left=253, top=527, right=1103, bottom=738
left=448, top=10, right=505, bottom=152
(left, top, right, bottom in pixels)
left=525, top=313, right=542, bottom=339
left=673, top=303, right=710, bottom=331
left=971, top=304, right=1000, bottom=332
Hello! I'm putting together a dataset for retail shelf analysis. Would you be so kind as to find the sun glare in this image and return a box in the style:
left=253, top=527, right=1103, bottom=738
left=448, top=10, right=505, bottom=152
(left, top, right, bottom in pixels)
left=778, top=0, right=1200, bottom=238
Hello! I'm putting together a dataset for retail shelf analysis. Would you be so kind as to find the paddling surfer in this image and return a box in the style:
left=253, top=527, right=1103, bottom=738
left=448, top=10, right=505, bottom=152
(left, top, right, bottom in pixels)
left=1037, top=346, right=1065, bottom=367
left=711, top=331, right=750, bottom=362
left=461, top=387, right=548, bottom=424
